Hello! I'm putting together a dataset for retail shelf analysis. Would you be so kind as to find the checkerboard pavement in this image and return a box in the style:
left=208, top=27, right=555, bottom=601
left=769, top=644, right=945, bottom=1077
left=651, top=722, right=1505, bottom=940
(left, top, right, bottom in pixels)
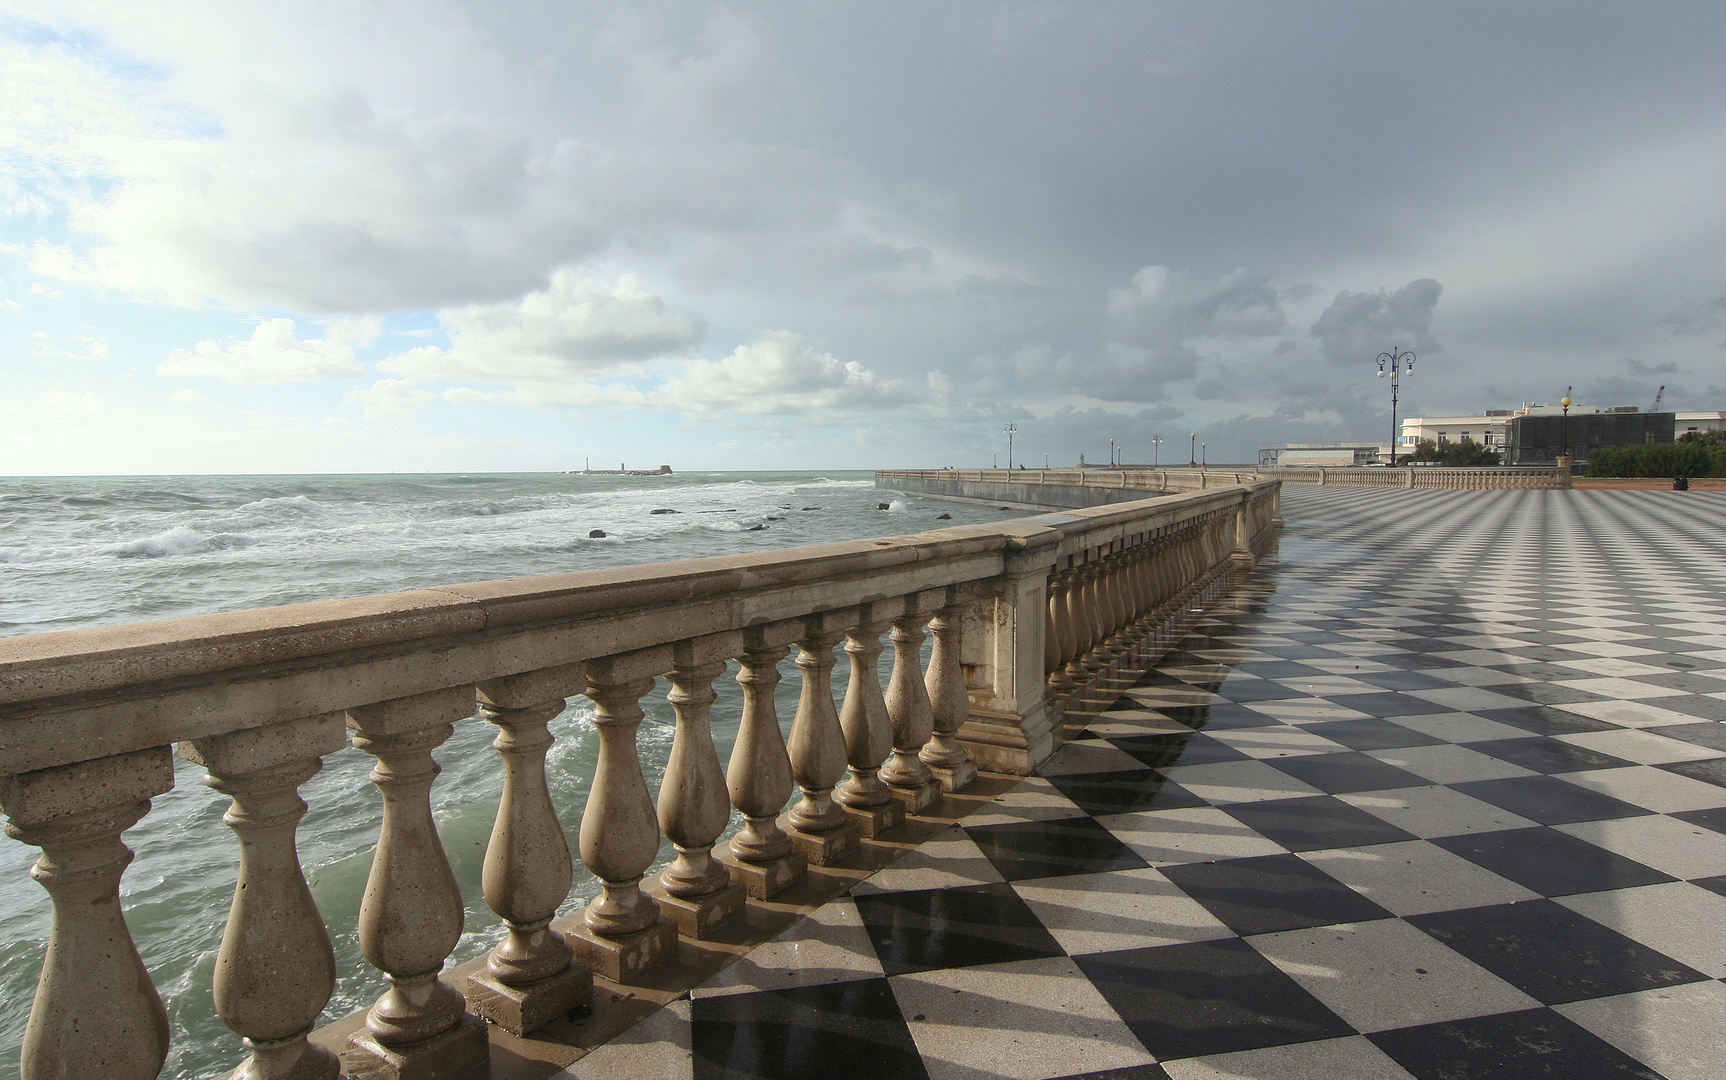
left=563, top=488, right=1726, bottom=1080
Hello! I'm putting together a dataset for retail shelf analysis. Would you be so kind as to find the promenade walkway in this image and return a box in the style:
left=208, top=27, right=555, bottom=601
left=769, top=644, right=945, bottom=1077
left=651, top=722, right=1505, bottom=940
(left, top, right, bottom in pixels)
left=571, top=487, right=1726, bottom=1079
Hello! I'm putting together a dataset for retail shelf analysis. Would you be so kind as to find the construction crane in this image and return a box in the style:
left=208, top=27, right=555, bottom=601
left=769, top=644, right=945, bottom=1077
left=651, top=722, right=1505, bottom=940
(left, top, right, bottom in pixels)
left=1651, top=385, right=1665, bottom=412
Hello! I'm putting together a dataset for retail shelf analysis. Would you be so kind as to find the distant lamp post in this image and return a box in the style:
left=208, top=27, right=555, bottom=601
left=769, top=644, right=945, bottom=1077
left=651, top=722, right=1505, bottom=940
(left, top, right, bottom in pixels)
left=1189, top=432, right=1197, bottom=466
left=1109, top=437, right=1116, bottom=467
left=1377, top=347, right=1416, bottom=464
left=1201, top=441, right=1207, bottom=467
left=1152, top=433, right=1163, bottom=466
left=1560, top=395, right=1572, bottom=460
left=1003, top=421, right=1018, bottom=469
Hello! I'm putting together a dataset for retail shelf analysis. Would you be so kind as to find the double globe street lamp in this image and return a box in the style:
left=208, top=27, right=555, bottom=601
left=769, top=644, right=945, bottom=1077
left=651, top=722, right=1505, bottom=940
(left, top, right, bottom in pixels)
left=1377, top=347, right=1415, bottom=463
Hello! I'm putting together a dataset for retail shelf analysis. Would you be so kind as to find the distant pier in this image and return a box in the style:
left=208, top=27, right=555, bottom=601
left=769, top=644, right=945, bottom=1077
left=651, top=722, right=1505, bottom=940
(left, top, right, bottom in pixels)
left=567, top=460, right=673, bottom=476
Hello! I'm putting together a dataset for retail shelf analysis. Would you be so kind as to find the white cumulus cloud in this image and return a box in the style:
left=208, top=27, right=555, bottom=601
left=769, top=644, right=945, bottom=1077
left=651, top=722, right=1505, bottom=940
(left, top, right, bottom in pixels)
left=157, top=319, right=363, bottom=385
left=344, top=378, right=435, bottom=423
left=649, top=330, right=911, bottom=414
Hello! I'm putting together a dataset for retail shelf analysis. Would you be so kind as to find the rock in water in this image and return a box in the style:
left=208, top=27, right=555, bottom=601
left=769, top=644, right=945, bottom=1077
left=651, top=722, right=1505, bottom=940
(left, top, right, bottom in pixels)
left=877, top=502, right=891, bottom=510
left=744, top=524, right=766, bottom=531
left=936, top=513, right=951, bottom=519
left=588, top=529, right=607, bottom=538
left=650, top=508, right=679, bottom=514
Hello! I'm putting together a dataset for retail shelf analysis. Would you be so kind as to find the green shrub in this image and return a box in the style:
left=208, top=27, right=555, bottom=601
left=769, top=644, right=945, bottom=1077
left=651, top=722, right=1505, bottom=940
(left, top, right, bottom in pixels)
left=1587, top=442, right=1717, bottom=478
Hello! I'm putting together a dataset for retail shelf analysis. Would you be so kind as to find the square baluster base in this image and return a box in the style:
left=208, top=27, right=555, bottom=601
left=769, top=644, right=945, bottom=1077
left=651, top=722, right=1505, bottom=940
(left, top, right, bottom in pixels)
left=928, top=759, right=978, bottom=792
left=777, top=814, right=863, bottom=866
left=843, top=797, right=906, bottom=837
left=644, top=878, right=748, bottom=938
left=345, top=1013, right=489, bottom=1080
left=566, top=917, right=679, bottom=984
left=465, top=960, right=591, bottom=1037
left=886, top=779, right=941, bottom=814
left=717, top=848, right=808, bottom=899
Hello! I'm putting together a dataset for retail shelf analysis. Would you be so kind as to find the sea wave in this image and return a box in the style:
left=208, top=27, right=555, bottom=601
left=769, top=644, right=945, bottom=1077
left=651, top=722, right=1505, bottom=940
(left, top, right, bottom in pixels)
left=103, top=527, right=258, bottom=559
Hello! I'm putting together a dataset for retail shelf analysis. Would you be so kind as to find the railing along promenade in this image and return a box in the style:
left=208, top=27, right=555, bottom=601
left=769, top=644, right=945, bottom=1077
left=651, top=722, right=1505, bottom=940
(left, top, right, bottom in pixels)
left=878, top=463, right=1567, bottom=498
left=0, top=479, right=1279, bottom=1080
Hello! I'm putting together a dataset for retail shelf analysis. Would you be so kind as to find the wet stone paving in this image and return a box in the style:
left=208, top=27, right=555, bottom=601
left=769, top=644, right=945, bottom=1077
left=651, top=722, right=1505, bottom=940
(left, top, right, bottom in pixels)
left=566, top=487, right=1726, bottom=1080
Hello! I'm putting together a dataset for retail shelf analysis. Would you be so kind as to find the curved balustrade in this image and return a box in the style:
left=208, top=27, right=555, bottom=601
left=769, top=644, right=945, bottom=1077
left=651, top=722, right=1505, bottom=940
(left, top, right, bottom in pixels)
left=877, top=463, right=1566, bottom=494
left=0, top=479, right=1278, bottom=1078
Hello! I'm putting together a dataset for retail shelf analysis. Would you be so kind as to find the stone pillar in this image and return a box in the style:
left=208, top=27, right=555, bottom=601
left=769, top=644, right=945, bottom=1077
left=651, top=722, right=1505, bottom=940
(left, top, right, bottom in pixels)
left=468, top=665, right=590, bottom=1035
left=347, top=688, right=489, bottom=1079
left=0, top=748, right=173, bottom=1080
left=1555, top=455, right=1574, bottom=489
left=648, top=641, right=747, bottom=938
left=880, top=608, right=942, bottom=812
left=951, top=532, right=1063, bottom=774
left=835, top=605, right=907, bottom=836
left=926, top=602, right=984, bottom=786
left=1231, top=496, right=1255, bottom=570
left=780, top=617, right=864, bottom=864
left=721, top=630, right=807, bottom=899
left=182, top=716, right=346, bottom=1080
left=572, top=650, right=679, bottom=982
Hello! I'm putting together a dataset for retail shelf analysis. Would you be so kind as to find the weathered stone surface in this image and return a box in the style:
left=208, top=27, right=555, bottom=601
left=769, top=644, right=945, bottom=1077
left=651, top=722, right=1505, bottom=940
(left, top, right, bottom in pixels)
left=465, top=961, right=591, bottom=1036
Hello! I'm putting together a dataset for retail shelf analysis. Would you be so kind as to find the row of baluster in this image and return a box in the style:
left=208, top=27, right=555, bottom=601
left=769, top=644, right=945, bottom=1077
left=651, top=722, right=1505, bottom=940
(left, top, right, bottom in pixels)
left=1044, top=513, right=1236, bottom=711
left=4, top=603, right=976, bottom=1080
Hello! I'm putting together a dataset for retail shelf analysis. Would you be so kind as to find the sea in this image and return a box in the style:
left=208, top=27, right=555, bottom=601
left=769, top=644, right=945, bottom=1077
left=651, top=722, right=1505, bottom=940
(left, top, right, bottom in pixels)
left=0, top=471, right=1024, bottom=1079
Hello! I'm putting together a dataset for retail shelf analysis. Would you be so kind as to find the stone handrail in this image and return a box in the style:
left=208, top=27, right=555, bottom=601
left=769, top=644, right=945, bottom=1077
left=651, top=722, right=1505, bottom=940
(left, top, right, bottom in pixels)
left=877, top=464, right=1566, bottom=493
left=0, top=480, right=1278, bottom=1080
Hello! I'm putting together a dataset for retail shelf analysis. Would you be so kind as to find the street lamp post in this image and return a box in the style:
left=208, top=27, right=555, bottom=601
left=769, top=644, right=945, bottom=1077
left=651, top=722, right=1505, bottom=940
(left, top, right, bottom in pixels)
left=1201, top=441, right=1207, bottom=467
left=1152, top=433, right=1162, bottom=466
left=1560, top=395, right=1572, bottom=460
left=1377, top=347, right=1416, bottom=464
left=1109, top=437, right=1116, bottom=467
left=1003, top=421, right=1018, bottom=469
left=1189, top=432, right=1197, bottom=466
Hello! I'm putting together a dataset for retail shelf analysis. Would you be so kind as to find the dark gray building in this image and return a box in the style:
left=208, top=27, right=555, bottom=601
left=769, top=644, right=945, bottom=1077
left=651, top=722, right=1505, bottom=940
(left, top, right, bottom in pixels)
left=1506, top=410, right=1674, bottom=466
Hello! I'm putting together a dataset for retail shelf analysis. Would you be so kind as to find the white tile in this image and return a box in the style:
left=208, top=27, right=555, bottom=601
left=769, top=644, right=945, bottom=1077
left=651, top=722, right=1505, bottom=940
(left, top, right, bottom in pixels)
left=1241, top=697, right=1373, bottom=723
left=964, top=776, right=1089, bottom=826
left=1394, top=711, right=1536, bottom=743
left=852, top=827, right=1007, bottom=895
left=1554, top=698, right=1705, bottom=728
left=1552, top=814, right=1726, bottom=880
left=1097, top=805, right=1288, bottom=865
left=1555, top=981, right=1726, bottom=1080
left=1156, top=758, right=1324, bottom=804
left=1337, top=785, right=1538, bottom=837
left=1551, top=657, right=1677, bottom=678
left=1557, top=882, right=1726, bottom=979
left=1300, top=840, right=1539, bottom=916
left=1553, top=727, right=1726, bottom=765
left=1207, top=727, right=1352, bottom=759
left=1365, top=743, right=1535, bottom=784
left=1557, top=765, right=1726, bottom=814
left=691, top=898, right=882, bottom=999
left=1249, top=918, right=1540, bottom=1033
left=1161, top=1036, right=1417, bottom=1080
left=560, top=998, right=692, bottom=1079
left=1012, top=866, right=1234, bottom=955
left=1036, top=741, right=1148, bottom=776
left=1275, top=675, right=1385, bottom=696
left=1086, top=715, right=1194, bottom=736
left=1408, top=686, right=1534, bottom=712
left=892, top=956, right=1156, bottom=1080
left=1553, top=678, right=1690, bottom=702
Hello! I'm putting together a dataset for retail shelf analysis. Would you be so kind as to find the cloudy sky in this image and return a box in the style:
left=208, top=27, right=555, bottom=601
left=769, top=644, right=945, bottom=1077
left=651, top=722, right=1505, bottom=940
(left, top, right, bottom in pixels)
left=4, top=2, right=1724, bottom=474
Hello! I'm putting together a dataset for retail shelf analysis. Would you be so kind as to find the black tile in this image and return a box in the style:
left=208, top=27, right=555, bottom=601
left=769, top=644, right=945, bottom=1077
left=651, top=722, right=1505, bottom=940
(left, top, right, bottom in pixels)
left=1408, top=899, right=1706, bottom=1004
left=1450, top=775, right=1655, bottom=825
left=1630, top=670, right=1726, bottom=694
left=1108, top=732, right=1250, bottom=769
left=1689, top=874, right=1726, bottom=898
left=1044, top=769, right=1209, bottom=815
left=1429, top=826, right=1674, bottom=896
left=1334, top=693, right=1455, bottom=719
left=1486, top=661, right=1604, bottom=683
left=1370, top=1008, right=1665, bottom=1080
left=1304, top=717, right=1444, bottom=751
left=1658, top=758, right=1726, bottom=789
left=1355, top=669, right=1456, bottom=692
left=1479, top=682, right=1610, bottom=707
left=1654, top=721, right=1726, bottom=753
left=965, top=816, right=1150, bottom=882
left=1475, top=706, right=1617, bottom=736
left=1129, top=669, right=1199, bottom=691
left=1463, top=737, right=1634, bottom=774
left=1073, top=938, right=1356, bottom=1061
left=1234, top=660, right=1329, bottom=679
left=1669, top=806, right=1726, bottom=836
left=1215, top=679, right=1308, bottom=703
left=1264, top=751, right=1430, bottom=794
left=1376, top=651, right=1469, bottom=671
left=691, top=977, right=929, bottom=1080
left=1280, top=631, right=1360, bottom=645
left=1391, top=638, right=1473, bottom=655
left=1647, top=694, right=1726, bottom=722
left=1221, top=794, right=1418, bottom=851
left=851, top=882, right=1065, bottom=976
left=1251, top=644, right=1350, bottom=660
left=1151, top=703, right=1280, bottom=731
left=1160, top=853, right=1395, bottom=935
left=1497, top=644, right=1595, bottom=663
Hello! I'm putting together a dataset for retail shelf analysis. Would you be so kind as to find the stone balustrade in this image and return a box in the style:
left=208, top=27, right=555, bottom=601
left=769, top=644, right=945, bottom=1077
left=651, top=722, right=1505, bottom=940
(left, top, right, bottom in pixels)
left=0, top=480, right=1277, bottom=1080
left=878, top=463, right=1566, bottom=499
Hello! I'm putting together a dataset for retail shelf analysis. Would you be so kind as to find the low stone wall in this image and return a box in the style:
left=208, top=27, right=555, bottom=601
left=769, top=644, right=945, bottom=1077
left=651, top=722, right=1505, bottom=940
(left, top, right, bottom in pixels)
left=884, top=473, right=1162, bottom=508
left=879, top=464, right=1568, bottom=497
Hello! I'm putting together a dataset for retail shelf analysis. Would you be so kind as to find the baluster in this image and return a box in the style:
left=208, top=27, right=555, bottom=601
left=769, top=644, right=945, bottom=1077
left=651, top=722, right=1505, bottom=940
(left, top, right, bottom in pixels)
left=921, top=605, right=979, bottom=790
left=182, top=716, right=345, bottom=1080
left=467, top=665, right=590, bottom=1035
left=881, top=612, right=941, bottom=811
left=722, top=635, right=807, bottom=898
left=649, top=645, right=747, bottom=937
left=346, top=688, right=488, bottom=1075
left=780, top=621, right=864, bottom=864
left=1062, top=562, right=1095, bottom=702
left=836, top=607, right=906, bottom=836
left=0, top=748, right=173, bottom=1080
left=572, top=652, right=678, bottom=982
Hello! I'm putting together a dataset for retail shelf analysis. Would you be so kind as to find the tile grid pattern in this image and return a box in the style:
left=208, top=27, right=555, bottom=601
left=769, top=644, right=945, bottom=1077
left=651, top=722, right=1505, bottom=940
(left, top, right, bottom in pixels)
left=566, top=488, right=1726, bottom=1080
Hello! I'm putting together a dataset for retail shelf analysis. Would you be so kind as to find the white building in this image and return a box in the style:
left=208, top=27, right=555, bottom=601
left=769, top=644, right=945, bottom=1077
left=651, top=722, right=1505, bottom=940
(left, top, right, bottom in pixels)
left=1676, top=411, right=1726, bottom=437
left=1401, top=405, right=1724, bottom=454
